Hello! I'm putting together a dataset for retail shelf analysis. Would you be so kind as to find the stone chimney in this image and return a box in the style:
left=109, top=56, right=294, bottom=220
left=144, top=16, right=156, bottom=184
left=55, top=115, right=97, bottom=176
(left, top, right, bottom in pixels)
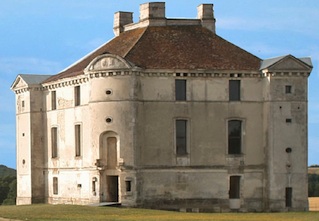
left=197, top=4, right=216, bottom=33
left=113, top=11, right=133, bottom=36
left=139, top=2, right=165, bottom=22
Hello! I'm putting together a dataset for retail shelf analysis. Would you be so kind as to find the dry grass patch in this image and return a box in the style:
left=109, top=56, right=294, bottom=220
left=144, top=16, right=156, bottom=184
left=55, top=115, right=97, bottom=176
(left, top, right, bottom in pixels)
left=0, top=205, right=318, bottom=221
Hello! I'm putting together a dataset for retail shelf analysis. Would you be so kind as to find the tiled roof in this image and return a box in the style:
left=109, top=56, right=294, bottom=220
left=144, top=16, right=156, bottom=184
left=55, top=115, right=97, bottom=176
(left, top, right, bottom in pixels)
left=44, top=25, right=261, bottom=83
left=19, top=74, right=53, bottom=85
left=260, top=54, right=313, bottom=70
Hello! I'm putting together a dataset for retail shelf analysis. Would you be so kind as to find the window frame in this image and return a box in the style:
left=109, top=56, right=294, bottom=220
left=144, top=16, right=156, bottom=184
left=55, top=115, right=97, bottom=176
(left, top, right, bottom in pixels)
left=227, top=119, right=243, bottom=155
left=74, top=86, right=81, bottom=106
left=175, top=79, right=187, bottom=101
left=75, top=124, right=82, bottom=157
left=285, top=85, right=292, bottom=94
left=175, top=119, right=188, bottom=156
left=51, top=91, right=57, bottom=110
left=51, top=127, right=58, bottom=158
left=285, top=187, right=292, bottom=207
left=229, top=80, right=241, bottom=101
left=53, top=177, right=58, bottom=195
left=229, top=176, right=241, bottom=199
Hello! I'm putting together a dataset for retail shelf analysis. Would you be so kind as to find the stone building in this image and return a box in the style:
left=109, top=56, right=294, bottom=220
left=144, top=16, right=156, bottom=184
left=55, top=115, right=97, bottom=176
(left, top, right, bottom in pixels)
left=11, top=2, right=312, bottom=212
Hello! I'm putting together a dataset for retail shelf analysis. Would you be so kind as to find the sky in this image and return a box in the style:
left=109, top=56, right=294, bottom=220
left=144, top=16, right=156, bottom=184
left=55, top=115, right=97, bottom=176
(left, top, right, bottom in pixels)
left=0, top=0, right=318, bottom=169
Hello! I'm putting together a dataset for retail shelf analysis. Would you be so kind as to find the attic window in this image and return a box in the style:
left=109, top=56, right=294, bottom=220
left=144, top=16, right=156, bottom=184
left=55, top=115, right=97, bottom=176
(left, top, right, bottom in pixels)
left=51, top=91, right=56, bottom=110
left=175, top=79, right=186, bottom=101
left=74, top=86, right=81, bottom=106
left=285, top=85, right=292, bottom=94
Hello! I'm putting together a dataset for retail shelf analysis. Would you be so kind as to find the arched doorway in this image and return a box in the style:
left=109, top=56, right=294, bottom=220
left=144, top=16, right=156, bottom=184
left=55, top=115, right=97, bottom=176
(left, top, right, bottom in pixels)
left=99, top=131, right=120, bottom=203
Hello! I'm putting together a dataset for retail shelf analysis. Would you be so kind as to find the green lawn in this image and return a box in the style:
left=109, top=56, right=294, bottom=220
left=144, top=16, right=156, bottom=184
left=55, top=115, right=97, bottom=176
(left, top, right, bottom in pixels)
left=0, top=205, right=318, bottom=221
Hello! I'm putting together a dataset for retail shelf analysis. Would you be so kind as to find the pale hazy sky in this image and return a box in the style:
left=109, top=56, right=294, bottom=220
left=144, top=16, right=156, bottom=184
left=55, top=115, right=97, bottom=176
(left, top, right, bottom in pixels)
left=1, top=0, right=318, bottom=168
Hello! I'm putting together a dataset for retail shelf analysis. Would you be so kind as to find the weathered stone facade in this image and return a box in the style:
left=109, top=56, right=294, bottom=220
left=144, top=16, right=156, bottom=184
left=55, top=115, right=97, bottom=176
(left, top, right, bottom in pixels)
left=11, top=2, right=312, bottom=212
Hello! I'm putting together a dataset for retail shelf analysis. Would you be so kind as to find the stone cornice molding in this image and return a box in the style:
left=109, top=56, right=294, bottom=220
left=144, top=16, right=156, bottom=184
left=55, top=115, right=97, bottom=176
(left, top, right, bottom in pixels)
left=261, top=70, right=310, bottom=78
left=42, top=76, right=89, bottom=91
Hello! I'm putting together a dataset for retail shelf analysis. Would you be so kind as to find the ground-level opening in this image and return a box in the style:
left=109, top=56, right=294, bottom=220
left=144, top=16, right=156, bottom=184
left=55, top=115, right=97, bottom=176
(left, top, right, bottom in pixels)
left=106, top=175, right=119, bottom=202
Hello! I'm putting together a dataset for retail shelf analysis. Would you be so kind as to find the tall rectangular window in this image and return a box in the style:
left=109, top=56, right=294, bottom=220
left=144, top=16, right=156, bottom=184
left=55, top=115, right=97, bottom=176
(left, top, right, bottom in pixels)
left=74, top=86, right=81, bottom=106
left=229, top=80, right=240, bottom=101
left=228, top=120, right=242, bottom=154
left=229, top=176, right=241, bottom=199
left=51, top=91, right=56, bottom=110
left=75, top=124, right=81, bottom=157
left=51, top=127, right=58, bottom=158
left=53, top=177, right=58, bottom=195
left=176, top=120, right=187, bottom=156
left=286, top=187, right=292, bottom=207
left=175, top=79, right=186, bottom=101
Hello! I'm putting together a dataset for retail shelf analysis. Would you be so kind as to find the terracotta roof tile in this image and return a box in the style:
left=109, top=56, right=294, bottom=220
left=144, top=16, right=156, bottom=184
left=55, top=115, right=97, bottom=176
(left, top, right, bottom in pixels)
left=44, top=25, right=261, bottom=83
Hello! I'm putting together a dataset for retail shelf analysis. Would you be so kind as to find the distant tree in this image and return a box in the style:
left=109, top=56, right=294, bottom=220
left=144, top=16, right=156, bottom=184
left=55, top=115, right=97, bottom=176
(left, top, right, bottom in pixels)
left=0, top=176, right=16, bottom=205
left=309, top=174, right=319, bottom=197
left=2, top=178, right=16, bottom=205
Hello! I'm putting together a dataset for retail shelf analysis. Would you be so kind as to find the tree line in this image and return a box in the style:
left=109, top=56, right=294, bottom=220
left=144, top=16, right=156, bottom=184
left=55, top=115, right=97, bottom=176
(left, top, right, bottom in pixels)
left=0, top=175, right=16, bottom=205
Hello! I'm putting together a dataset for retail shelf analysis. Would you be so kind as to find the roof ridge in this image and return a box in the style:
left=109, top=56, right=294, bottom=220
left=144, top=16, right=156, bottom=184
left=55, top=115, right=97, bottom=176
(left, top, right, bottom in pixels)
left=122, top=27, right=148, bottom=58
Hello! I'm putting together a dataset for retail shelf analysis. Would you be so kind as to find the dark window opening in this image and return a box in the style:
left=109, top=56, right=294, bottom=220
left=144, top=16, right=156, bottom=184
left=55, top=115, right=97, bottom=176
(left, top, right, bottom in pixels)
left=176, top=120, right=187, bottom=156
left=228, top=120, right=242, bottom=154
left=53, top=177, right=58, bottom=195
left=51, top=91, right=56, bottom=110
left=75, top=125, right=81, bottom=157
left=286, top=147, right=292, bottom=153
left=229, top=80, right=240, bottom=101
left=125, top=180, right=132, bottom=192
left=286, top=118, right=292, bottom=123
left=51, top=127, right=58, bottom=158
left=175, top=79, right=186, bottom=101
left=285, top=85, right=292, bottom=94
left=75, top=86, right=81, bottom=106
left=286, top=187, right=292, bottom=207
left=229, top=176, right=240, bottom=199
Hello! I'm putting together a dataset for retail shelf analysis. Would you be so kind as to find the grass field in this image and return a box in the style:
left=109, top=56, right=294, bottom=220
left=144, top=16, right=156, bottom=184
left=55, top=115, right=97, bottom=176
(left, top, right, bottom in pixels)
left=0, top=205, right=319, bottom=221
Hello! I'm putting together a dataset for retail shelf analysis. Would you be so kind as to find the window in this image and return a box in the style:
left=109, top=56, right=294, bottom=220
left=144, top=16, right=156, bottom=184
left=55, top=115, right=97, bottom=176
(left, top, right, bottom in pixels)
left=125, top=180, right=132, bottom=192
left=51, top=91, right=56, bottom=110
left=175, top=79, right=186, bottom=101
left=74, top=86, right=81, bottom=106
left=53, top=177, right=58, bottom=195
left=286, top=118, right=292, bottom=123
left=92, top=178, right=97, bottom=196
left=285, top=187, right=292, bottom=207
left=51, top=127, right=58, bottom=158
left=22, top=100, right=25, bottom=108
left=229, top=176, right=241, bottom=199
left=285, top=85, right=292, bottom=94
left=229, top=80, right=240, bottom=101
left=228, top=120, right=242, bottom=155
left=176, top=120, right=187, bottom=156
left=75, top=124, right=81, bottom=157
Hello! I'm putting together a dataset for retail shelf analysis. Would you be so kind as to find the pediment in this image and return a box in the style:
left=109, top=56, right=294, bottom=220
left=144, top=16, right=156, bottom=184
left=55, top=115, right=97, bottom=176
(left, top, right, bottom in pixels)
left=85, top=54, right=132, bottom=73
left=267, top=56, right=312, bottom=72
left=11, top=76, right=28, bottom=91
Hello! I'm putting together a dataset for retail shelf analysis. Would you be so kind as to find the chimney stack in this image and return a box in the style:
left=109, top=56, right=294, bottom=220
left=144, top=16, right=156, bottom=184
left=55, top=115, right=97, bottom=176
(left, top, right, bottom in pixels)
left=197, top=4, right=216, bottom=33
left=139, top=2, right=165, bottom=21
left=113, top=11, right=133, bottom=36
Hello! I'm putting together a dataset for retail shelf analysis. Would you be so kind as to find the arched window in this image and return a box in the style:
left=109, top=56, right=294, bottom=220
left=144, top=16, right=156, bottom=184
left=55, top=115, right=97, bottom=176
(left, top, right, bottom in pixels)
left=228, top=120, right=242, bottom=154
